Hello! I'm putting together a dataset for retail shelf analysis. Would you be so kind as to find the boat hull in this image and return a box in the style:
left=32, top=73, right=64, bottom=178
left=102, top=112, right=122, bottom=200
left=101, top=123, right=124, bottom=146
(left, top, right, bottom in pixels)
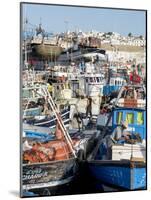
left=32, top=44, right=62, bottom=58
left=25, top=108, right=70, bottom=129
left=88, top=160, right=146, bottom=190
left=22, top=158, right=78, bottom=195
left=103, top=85, right=121, bottom=96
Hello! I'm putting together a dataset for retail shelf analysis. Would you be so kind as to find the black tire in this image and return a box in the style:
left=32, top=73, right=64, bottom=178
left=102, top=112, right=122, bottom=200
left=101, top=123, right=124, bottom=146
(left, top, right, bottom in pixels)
left=42, top=188, right=51, bottom=196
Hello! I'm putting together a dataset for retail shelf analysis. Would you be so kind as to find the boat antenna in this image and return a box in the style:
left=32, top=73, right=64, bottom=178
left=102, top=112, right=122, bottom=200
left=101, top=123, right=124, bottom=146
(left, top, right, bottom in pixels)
left=64, top=20, right=69, bottom=34
left=23, top=16, right=28, bottom=70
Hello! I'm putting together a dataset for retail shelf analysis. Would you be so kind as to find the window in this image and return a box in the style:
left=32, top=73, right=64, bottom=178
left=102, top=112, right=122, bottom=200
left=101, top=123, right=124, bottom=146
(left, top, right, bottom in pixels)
left=96, top=77, right=100, bottom=83
left=116, top=112, right=123, bottom=124
left=137, top=112, right=144, bottom=125
left=126, top=113, right=134, bottom=124
left=90, top=77, right=93, bottom=82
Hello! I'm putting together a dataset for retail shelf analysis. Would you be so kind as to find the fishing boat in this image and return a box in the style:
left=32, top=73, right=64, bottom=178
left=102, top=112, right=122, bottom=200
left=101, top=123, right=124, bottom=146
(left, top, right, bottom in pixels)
left=30, top=24, right=63, bottom=60
left=22, top=88, right=78, bottom=196
left=22, top=124, right=78, bottom=196
left=22, top=125, right=95, bottom=197
left=116, top=85, right=146, bottom=108
left=87, top=106, right=146, bottom=190
left=103, top=76, right=126, bottom=96
left=22, top=158, right=78, bottom=196
left=22, top=87, right=98, bottom=196
left=22, top=80, right=71, bottom=129
left=24, top=105, right=70, bottom=129
left=47, top=68, right=73, bottom=100
left=32, top=44, right=62, bottom=59
left=22, top=26, right=83, bottom=196
left=103, top=68, right=127, bottom=97
left=22, top=75, right=48, bottom=100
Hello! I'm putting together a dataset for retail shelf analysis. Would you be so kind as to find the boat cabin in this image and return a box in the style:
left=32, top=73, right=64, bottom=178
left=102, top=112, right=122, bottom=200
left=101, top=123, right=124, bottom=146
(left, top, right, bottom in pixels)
left=112, top=107, right=146, bottom=140
left=95, top=107, right=146, bottom=162
left=84, top=74, right=105, bottom=96
left=117, top=86, right=146, bottom=108
left=103, top=77, right=126, bottom=96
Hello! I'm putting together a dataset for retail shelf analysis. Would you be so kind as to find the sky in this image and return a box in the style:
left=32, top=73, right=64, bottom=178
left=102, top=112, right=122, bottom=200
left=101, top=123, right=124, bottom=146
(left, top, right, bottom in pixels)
left=22, top=3, right=146, bottom=36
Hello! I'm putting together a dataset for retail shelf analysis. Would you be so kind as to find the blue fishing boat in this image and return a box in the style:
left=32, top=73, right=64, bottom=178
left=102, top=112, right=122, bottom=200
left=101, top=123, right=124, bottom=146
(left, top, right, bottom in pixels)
left=88, top=107, right=146, bottom=190
left=88, top=160, right=146, bottom=190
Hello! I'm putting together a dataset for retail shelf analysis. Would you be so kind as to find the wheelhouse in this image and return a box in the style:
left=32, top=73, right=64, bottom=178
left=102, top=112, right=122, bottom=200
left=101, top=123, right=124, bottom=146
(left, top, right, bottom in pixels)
left=103, top=77, right=126, bottom=96
left=112, top=107, right=146, bottom=140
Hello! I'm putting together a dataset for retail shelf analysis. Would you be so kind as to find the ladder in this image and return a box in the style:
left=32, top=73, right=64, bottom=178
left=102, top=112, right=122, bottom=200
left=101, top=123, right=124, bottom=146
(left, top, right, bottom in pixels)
left=42, top=88, right=77, bottom=158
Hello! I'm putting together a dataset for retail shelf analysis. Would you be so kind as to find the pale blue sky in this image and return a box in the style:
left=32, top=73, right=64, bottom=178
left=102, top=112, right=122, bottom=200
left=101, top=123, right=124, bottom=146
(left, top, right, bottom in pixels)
left=22, top=3, right=146, bottom=36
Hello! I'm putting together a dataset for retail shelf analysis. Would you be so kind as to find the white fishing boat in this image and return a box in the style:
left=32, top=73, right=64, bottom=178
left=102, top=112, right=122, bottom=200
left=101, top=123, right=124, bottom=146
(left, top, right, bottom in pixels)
left=116, top=85, right=146, bottom=108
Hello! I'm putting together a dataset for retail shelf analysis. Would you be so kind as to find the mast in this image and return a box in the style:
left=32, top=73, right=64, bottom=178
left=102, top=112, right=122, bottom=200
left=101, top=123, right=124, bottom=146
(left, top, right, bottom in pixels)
left=24, top=18, right=28, bottom=70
